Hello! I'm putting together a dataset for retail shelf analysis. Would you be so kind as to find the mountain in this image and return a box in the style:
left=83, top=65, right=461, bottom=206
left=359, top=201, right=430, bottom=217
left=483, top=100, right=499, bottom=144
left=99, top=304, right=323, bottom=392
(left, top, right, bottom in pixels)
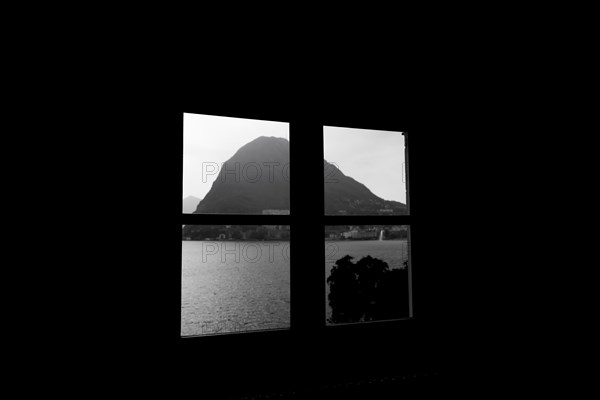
left=191, top=136, right=406, bottom=215
left=324, top=160, right=407, bottom=215
left=193, top=136, right=290, bottom=214
left=182, top=195, right=202, bottom=214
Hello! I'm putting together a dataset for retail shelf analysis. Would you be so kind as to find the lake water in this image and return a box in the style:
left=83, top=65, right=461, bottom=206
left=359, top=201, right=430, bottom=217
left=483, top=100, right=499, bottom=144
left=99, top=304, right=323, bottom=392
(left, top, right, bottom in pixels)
left=325, top=239, right=409, bottom=323
left=181, top=241, right=290, bottom=336
left=181, top=239, right=408, bottom=335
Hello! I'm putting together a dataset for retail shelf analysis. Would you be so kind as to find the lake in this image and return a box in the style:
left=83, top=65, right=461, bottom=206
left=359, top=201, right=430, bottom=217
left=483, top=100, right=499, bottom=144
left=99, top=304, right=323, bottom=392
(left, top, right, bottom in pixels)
left=181, top=240, right=290, bottom=336
left=181, top=239, right=408, bottom=335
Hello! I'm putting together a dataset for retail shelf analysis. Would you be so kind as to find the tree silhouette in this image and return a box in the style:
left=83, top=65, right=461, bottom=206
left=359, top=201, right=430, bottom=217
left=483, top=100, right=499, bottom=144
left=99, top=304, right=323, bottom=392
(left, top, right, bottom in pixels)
left=327, top=256, right=409, bottom=323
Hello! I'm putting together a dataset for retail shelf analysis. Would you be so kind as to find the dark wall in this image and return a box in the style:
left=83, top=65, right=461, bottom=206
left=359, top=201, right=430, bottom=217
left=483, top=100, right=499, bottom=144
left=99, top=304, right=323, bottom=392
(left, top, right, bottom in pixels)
left=97, top=83, right=494, bottom=398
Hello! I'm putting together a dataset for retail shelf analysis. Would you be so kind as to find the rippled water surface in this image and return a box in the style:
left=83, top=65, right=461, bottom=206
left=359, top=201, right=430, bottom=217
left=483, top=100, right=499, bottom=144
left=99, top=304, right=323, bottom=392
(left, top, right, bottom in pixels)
left=181, top=241, right=290, bottom=336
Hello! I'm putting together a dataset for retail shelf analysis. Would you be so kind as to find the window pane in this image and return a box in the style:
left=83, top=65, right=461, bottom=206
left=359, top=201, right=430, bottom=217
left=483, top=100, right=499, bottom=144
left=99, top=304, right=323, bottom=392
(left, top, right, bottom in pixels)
left=325, top=225, right=410, bottom=325
left=324, top=126, right=407, bottom=215
left=182, top=225, right=290, bottom=336
left=183, top=113, right=290, bottom=214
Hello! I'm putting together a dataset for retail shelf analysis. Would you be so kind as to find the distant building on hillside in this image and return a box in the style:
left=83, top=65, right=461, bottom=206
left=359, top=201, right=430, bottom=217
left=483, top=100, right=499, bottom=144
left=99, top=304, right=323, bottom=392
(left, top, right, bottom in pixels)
left=342, top=229, right=378, bottom=240
left=265, top=225, right=290, bottom=239
left=262, top=209, right=290, bottom=215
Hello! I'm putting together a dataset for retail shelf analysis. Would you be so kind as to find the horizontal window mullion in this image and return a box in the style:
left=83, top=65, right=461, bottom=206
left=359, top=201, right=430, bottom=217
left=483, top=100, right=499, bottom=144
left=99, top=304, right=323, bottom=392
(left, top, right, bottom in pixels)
left=322, top=215, right=412, bottom=226
left=181, top=214, right=292, bottom=226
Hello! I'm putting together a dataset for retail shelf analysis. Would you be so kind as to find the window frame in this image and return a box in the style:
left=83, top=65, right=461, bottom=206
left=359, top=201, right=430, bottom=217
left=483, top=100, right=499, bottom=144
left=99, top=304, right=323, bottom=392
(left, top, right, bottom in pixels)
left=322, top=125, right=413, bottom=327
left=178, top=111, right=416, bottom=345
left=180, top=111, right=293, bottom=339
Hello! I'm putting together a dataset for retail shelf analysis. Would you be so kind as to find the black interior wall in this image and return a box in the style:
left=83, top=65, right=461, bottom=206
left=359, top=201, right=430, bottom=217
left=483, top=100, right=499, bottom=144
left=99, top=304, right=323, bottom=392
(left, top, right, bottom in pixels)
left=97, top=84, right=492, bottom=398
left=25, top=36, right=568, bottom=397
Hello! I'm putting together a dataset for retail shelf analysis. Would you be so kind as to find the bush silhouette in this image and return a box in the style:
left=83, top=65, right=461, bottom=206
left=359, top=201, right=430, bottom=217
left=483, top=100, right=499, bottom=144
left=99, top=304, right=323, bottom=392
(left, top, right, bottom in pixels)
left=327, top=255, right=409, bottom=323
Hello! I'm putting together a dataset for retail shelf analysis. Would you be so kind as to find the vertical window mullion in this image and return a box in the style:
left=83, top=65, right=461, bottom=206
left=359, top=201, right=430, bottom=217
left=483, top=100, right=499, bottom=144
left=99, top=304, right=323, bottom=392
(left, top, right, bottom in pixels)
left=289, top=121, right=324, bottom=333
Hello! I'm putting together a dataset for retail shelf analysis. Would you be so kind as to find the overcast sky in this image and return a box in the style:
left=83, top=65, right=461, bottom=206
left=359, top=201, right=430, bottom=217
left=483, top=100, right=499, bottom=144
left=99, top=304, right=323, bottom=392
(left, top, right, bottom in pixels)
left=183, top=113, right=289, bottom=199
left=324, top=126, right=406, bottom=203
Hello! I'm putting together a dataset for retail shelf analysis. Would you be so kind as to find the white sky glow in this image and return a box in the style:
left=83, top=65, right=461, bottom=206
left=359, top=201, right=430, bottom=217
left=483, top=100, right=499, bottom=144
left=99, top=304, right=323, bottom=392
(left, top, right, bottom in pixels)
left=324, top=126, right=406, bottom=203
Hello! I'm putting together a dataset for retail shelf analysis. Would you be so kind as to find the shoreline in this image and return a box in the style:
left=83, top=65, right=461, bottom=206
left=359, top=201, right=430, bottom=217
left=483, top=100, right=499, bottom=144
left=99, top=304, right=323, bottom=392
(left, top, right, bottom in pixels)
left=324, top=238, right=408, bottom=242
left=182, top=239, right=291, bottom=242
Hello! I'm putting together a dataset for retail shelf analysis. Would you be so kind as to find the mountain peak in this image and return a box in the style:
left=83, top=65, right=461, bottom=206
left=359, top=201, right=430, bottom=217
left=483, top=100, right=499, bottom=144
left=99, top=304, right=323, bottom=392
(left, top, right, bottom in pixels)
left=183, top=195, right=203, bottom=213
left=194, top=136, right=290, bottom=214
left=257, top=135, right=288, bottom=140
left=247, top=136, right=289, bottom=144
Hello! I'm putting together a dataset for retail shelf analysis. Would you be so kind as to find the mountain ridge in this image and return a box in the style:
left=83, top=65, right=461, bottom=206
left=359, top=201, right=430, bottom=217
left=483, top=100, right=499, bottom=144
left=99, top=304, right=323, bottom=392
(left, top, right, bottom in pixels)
left=192, top=136, right=406, bottom=215
left=323, top=159, right=406, bottom=215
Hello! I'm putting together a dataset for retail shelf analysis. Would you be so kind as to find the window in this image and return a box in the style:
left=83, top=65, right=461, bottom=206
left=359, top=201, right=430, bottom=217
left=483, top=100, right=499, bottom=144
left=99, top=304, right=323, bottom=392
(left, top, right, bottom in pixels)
left=183, top=113, right=289, bottom=215
left=324, top=126, right=407, bottom=216
left=181, top=113, right=291, bottom=336
left=180, top=114, right=412, bottom=338
left=323, top=126, right=411, bottom=325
